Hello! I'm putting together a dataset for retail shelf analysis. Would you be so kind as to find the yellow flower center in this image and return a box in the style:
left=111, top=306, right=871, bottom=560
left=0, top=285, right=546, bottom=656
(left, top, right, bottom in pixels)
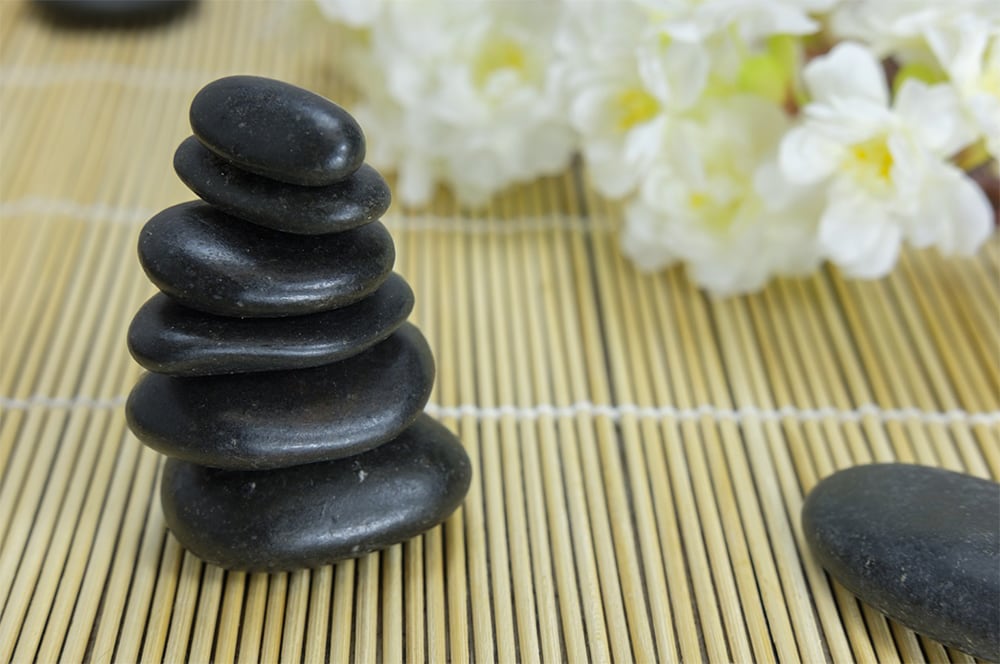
left=615, top=88, right=660, bottom=131
left=473, top=37, right=528, bottom=86
left=847, top=136, right=894, bottom=185
left=688, top=191, right=710, bottom=209
left=981, top=66, right=1000, bottom=98
left=688, top=190, right=740, bottom=234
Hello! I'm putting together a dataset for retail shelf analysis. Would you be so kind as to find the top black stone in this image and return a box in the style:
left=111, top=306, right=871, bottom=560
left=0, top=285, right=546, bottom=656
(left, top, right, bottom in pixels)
left=803, top=464, right=1000, bottom=661
left=190, top=75, right=365, bottom=186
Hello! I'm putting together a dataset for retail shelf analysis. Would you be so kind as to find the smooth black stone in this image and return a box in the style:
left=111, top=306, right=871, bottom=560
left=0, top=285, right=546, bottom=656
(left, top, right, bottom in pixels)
left=189, top=75, right=365, bottom=186
left=32, top=0, right=195, bottom=25
left=174, top=136, right=390, bottom=235
left=803, top=464, right=1000, bottom=660
left=160, top=413, right=471, bottom=571
left=137, top=201, right=393, bottom=317
left=128, top=273, right=414, bottom=376
left=127, top=323, right=434, bottom=470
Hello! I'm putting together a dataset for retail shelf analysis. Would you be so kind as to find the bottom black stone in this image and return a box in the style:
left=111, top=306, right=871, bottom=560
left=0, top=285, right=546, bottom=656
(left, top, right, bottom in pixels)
left=161, top=414, right=471, bottom=571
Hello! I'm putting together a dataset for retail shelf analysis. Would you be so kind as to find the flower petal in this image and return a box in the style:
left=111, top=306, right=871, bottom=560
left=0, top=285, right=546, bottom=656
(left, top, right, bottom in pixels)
left=894, top=79, right=972, bottom=156
left=779, top=126, right=843, bottom=184
left=804, top=42, right=889, bottom=107
left=819, top=187, right=903, bottom=278
left=621, top=200, right=679, bottom=272
left=906, top=162, right=994, bottom=254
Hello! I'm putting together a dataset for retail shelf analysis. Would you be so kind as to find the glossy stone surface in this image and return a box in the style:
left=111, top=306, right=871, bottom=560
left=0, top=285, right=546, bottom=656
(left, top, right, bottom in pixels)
left=803, top=464, right=1000, bottom=660
left=128, top=273, right=413, bottom=376
left=160, top=413, right=471, bottom=570
left=137, top=201, right=393, bottom=317
left=189, top=75, right=364, bottom=186
left=174, top=136, right=389, bottom=234
left=32, top=0, right=195, bottom=25
left=127, top=323, right=434, bottom=469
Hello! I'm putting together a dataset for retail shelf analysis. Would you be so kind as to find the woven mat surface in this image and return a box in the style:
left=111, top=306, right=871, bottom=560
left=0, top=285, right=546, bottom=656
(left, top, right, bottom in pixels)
left=1, top=2, right=998, bottom=662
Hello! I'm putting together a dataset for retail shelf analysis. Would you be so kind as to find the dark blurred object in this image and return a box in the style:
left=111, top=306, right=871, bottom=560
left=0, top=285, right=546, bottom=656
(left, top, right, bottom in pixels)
left=967, top=160, right=1000, bottom=225
left=30, top=0, right=196, bottom=27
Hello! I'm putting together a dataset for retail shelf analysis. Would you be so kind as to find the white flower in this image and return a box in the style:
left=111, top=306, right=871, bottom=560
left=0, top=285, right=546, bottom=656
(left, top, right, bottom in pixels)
left=352, top=0, right=575, bottom=205
left=925, top=20, right=1000, bottom=159
left=780, top=42, right=993, bottom=278
left=622, top=97, right=822, bottom=295
left=555, top=3, right=671, bottom=198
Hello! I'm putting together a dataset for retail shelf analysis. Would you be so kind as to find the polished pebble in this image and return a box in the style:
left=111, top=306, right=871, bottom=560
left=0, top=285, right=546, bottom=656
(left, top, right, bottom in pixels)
left=128, top=273, right=413, bottom=376
left=127, top=324, right=434, bottom=470
left=190, top=75, right=364, bottom=186
left=137, top=201, right=393, bottom=317
left=31, top=0, right=195, bottom=25
left=803, top=464, right=1000, bottom=660
left=174, top=136, right=390, bottom=235
left=160, top=414, right=471, bottom=570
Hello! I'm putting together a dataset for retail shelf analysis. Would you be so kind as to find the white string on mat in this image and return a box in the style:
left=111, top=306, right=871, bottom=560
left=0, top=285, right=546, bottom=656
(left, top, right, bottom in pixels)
left=2, top=395, right=998, bottom=427
left=0, top=196, right=615, bottom=233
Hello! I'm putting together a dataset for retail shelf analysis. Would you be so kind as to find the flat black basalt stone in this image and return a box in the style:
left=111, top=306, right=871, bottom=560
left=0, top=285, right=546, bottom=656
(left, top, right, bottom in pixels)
left=160, top=413, right=471, bottom=571
left=174, top=136, right=390, bottom=235
left=128, top=273, right=414, bottom=376
left=803, top=464, right=1000, bottom=661
left=189, top=75, right=365, bottom=186
left=32, top=0, right=195, bottom=26
left=127, top=323, right=434, bottom=470
left=137, top=201, right=393, bottom=317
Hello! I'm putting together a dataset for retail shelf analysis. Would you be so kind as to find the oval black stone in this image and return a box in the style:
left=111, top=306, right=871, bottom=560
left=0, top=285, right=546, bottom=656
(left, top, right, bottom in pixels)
left=189, top=75, right=365, bottom=186
left=137, top=201, right=393, bottom=317
left=127, top=323, right=434, bottom=470
left=174, top=136, right=390, bottom=235
left=160, top=413, right=471, bottom=571
left=128, top=273, right=414, bottom=376
left=31, top=0, right=195, bottom=26
left=802, top=464, right=1000, bottom=660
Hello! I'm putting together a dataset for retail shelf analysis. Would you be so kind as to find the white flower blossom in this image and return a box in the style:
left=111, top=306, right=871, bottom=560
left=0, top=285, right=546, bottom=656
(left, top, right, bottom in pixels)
left=313, top=0, right=996, bottom=293
left=925, top=20, right=1000, bottom=160
left=351, top=0, right=575, bottom=205
left=555, top=3, right=670, bottom=198
left=556, top=0, right=828, bottom=201
left=779, top=42, right=993, bottom=278
left=623, top=97, right=822, bottom=295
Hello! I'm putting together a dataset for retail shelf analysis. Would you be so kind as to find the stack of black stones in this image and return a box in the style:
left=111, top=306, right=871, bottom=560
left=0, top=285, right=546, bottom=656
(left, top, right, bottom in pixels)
left=125, top=76, right=471, bottom=571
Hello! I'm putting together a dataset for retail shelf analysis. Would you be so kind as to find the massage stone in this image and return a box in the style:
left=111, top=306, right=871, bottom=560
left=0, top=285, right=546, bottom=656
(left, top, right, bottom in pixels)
left=126, top=75, right=471, bottom=570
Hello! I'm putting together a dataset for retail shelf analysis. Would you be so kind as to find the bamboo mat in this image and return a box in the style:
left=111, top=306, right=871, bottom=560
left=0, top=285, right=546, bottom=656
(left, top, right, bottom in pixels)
left=1, top=2, right=998, bottom=662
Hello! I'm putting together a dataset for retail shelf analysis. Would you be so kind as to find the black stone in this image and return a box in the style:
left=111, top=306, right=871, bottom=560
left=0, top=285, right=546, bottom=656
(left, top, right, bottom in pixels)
left=189, top=75, right=365, bottom=186
left=137, top=201, right=393, bottom=317
left=128, top=273, right=413, bottom=376
left=802, top=464, right=1000, bottom=661
left=160, top=413, right=471, bottom=570
left=31, top=0, right=195, bottom=26
left=127, top=323, right=434, bottom=470
left=174, top=136, right=390, bottom=235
